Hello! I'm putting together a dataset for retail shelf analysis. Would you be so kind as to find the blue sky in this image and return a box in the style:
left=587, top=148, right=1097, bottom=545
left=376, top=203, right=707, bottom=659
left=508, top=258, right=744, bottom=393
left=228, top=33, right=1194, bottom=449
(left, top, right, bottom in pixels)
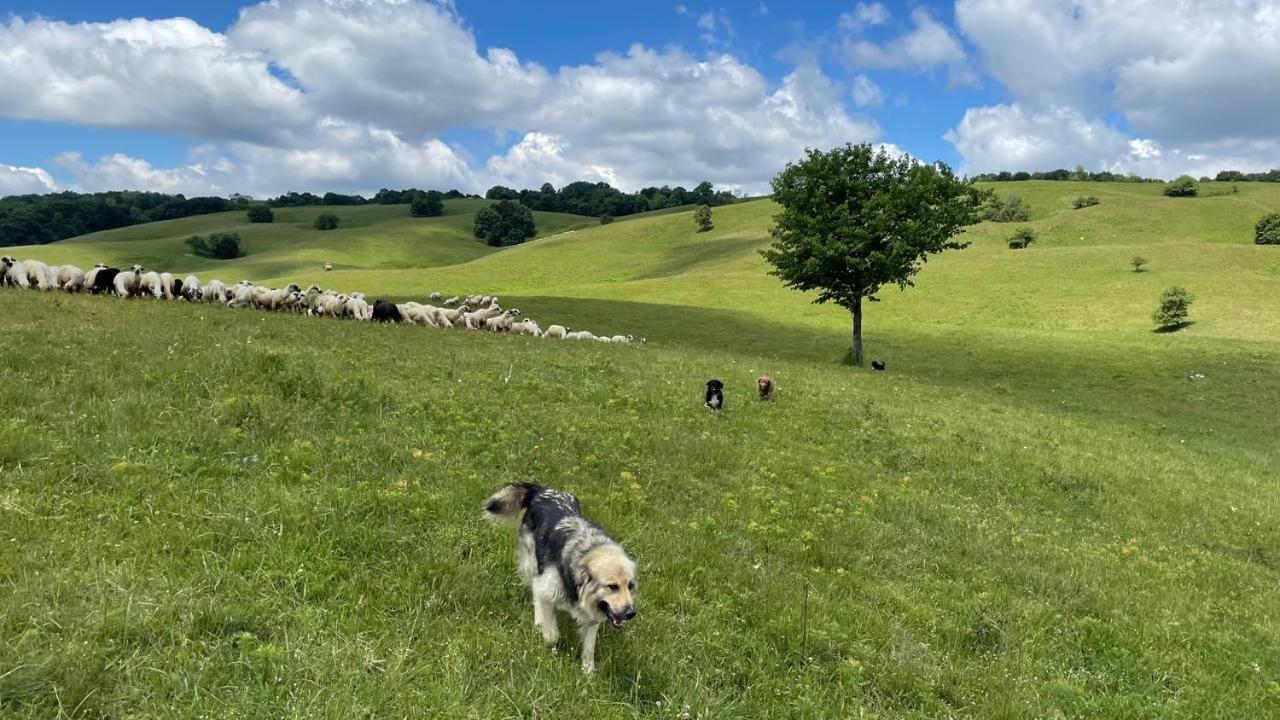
left=0, top=1, right=1276, bottom=197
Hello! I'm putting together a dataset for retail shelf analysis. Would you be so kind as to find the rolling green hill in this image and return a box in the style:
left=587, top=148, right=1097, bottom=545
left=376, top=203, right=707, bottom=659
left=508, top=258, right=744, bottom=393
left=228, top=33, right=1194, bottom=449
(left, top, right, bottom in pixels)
left=1, top=182, right=1279, bottom=718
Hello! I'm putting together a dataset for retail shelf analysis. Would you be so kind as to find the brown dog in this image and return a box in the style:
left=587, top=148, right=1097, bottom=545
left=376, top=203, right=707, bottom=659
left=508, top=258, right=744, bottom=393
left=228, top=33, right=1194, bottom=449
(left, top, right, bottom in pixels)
left=757, top=374, right=774, bottom=400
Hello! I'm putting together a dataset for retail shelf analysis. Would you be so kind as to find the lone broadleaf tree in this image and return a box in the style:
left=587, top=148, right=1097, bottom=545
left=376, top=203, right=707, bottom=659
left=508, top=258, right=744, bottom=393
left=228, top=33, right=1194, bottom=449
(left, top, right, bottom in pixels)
left=762, top=144, right=989, bottom=366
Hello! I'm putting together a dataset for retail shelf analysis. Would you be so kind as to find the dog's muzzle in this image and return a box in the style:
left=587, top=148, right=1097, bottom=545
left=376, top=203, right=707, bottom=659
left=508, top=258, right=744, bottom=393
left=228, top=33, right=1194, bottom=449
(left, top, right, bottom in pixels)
left=599, top=601, right=636, bottom=628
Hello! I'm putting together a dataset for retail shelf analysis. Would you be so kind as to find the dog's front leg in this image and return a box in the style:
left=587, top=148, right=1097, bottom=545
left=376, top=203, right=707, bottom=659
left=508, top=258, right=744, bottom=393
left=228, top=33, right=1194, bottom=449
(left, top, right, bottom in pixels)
left=578, top=621, right=600, bottom=675
left=534, top=596, right=559, bottom=650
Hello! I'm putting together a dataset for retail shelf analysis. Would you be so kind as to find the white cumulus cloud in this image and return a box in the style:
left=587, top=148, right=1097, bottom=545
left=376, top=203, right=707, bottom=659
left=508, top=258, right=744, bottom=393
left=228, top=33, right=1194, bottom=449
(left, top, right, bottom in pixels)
left=0, top=164, right=59, bottom=196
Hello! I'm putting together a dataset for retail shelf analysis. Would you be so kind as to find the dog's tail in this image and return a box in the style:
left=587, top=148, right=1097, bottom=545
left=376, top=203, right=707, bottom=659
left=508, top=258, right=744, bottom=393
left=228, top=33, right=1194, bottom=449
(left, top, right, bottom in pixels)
left=483, top=482, right=539, bottom=524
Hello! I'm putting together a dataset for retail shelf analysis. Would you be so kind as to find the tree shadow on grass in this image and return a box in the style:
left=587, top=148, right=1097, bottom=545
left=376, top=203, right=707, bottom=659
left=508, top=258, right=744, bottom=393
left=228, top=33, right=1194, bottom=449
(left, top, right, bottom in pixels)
left=1153, top=321, right=1195, bottom=333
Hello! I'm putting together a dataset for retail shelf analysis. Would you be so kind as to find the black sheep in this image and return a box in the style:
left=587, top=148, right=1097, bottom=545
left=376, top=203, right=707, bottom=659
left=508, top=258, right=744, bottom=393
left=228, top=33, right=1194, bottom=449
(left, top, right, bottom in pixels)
left=92, top=267, right=121, bottom=295
left=372, top=298, right=403, bottom=323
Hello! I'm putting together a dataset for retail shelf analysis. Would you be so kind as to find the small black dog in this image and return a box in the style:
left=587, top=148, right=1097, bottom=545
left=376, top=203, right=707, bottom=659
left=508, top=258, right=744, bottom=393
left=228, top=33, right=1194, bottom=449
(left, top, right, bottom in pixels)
left=705, top=379, right=724, bottom=413
left=871, top=360, right=886, bottom=372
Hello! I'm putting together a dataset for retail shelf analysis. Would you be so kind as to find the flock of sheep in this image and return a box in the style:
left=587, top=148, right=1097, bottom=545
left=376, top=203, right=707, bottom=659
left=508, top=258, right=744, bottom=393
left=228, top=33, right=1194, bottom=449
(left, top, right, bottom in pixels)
left=0, top=255, right=641, bottom=343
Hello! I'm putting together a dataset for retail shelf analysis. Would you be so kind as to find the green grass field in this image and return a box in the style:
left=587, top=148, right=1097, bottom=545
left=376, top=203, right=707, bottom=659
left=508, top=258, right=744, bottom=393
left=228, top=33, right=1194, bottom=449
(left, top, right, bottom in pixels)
left=1, top=183, right=1279, bottom=718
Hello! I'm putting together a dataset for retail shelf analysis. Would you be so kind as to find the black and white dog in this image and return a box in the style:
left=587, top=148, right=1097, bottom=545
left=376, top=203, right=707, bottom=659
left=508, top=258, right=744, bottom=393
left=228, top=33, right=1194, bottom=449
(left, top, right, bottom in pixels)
left=485, top=483, right=637, bottom=675
left=705, top=379, right=724, bottom=414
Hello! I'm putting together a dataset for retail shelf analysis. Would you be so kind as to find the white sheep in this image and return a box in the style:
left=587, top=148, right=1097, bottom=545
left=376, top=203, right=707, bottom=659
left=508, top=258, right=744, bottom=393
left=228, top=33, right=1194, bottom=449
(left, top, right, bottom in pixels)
left=483, top=308, right=522, bottom=332
left=0, top=256, right=28, bottom=288
left=114, top=265, right=144, bottom=298
left=57, top=264, right=86, bottom=292
left=542, top=324, right=568, bottom=339
left=228, top=282, right=256, bottom=308
left=510, top=319, right=542, bottom=337
left=84, top=263, right=107, bottom=291
left=139, top=271, right=165, bottom=299
left=610, top=335, right=634, bottom=344
left=159, top=272, right=179, bottom=299
left=203, top=279, right=228, bottom=304
left=568, top=331, right=597, bottom=341
left=462, top=304, right=503, bottom=330
left=22, top=259, right=56, bottom=291
left=182, top=275, right=201, bottom=301
left=346, top=295, right=372, bottom=321
left=443, top=296, right=460, bottom=306
left=429, top=291, right=442, bottom=301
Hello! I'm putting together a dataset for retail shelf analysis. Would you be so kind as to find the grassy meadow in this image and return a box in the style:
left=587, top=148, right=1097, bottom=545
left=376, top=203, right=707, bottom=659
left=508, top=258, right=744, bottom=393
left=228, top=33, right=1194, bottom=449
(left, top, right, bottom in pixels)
left=1, top=183, right=1279, bottom=718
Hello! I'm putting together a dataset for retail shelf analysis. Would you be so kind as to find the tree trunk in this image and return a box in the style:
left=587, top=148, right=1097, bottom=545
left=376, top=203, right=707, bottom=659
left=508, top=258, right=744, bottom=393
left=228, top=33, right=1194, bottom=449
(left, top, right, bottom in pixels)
left=850, top=298, right=864, bottom=367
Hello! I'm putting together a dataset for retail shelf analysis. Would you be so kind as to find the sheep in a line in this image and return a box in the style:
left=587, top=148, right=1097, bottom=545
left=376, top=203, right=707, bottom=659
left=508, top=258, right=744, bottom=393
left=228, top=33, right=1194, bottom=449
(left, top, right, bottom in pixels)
left=2, top=257, right=649, bottom=347
left=57, top=265, right=86, bottom=293
left=1, top=256, right=29, bottom=288
left=114, top=265, right=145, bottom=298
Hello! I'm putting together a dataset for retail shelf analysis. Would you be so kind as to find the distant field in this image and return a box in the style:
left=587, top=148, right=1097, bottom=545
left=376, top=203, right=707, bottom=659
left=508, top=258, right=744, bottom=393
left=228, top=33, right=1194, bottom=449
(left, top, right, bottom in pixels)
left=1, top=182, right=1279, bottom=718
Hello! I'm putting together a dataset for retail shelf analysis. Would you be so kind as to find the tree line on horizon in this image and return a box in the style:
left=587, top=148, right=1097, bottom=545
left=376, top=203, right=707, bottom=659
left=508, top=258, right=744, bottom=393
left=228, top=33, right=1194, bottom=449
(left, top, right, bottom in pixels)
left=0, top=191, right=241, bottom=247
left=974, top=166, right=1280, bottom=184
left=482, top=180, right=737, bottom=219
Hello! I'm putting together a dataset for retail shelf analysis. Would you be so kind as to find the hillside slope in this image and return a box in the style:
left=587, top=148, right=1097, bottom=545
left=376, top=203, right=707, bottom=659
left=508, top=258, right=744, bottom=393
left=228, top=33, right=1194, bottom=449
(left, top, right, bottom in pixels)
left=1, top=181, right=1279, bottom=717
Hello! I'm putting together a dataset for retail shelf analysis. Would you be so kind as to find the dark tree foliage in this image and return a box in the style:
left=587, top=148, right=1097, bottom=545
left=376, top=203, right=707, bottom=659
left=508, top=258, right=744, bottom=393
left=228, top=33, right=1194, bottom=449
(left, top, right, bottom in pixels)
left=974, top=169, right=1161, bottom=183
left=1008, top=227, right=1036, bottom=249
left=269, top=191, right=367, bottom=207
left=1216, top=169, right=1280, bottom=182
left=0, top=191, right=232, bottom=246
left=374, top=188, right=426, bottom=205
left=247, top=206, right=274, bottom=223
left=762, top=144, right=989, bottom=366
left=186, top=231, right=243, bottom=259
left=485, top=185, right=520, bottom=200
left=983, top=194, right=1032, bottom=222
left=410, top=191, right=445, bottom=218
left=1256, top=212, right=1280, bottom=245
left=473, top=200, right=536, bottom=247
left=694, top=205, right=713, bottom=232
left=1163, top=175, right=1198, bottom=198
left=1072, top=196, right=1101, bottom=209
left=314, top=214, right=340, bottom=231
left=1153, top=287, right=1193, bottom=331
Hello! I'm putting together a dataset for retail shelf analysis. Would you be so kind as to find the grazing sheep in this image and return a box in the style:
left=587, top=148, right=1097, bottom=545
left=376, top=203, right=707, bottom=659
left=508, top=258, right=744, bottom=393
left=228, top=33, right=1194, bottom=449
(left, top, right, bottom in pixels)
left=346, top=295, right=372, bottom=321
left=568, top=331, right=597, bottom=341
left=610, top=335, right=633, bottom=344
left=114, top=265, right=144, bottom=298
left=203, top=279, right=228, bottom=304
left=90, top=267, right=119, bottom=294
left=462, top=304, right=503, bottom=330
left=228, top=282, right=256, bottom=308
left=429, top=291, right=442, bottom=301
left=510, top=319, right=542, bottom=337
left=542, top=324, right=568, bottom=339
left=139, top=271, right=165, bottom=299
left=483, top=308, right=521, bottom=332
left=372, top=298, right=403, bottom=323
left=84, top=263, right=107, bottom=290
left=57, top=264, right=86, bottom=292
left=0, top=256, right=28, bottom=288
left=443, top=296, right=460, bottom=307
left=22, top=259, right=56, bottom=290
left=323, top=262, right=333, bottom=272
left=159, top=272, right=179, bottom=299
left=181, top=275, right=201, bottom=300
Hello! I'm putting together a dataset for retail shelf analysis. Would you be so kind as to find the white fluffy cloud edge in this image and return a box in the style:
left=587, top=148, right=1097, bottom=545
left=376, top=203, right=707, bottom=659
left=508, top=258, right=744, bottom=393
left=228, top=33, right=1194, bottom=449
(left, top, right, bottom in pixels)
left=2, top=0, right=1279, bottom=198
left=0, top=0, right=877, bottom=198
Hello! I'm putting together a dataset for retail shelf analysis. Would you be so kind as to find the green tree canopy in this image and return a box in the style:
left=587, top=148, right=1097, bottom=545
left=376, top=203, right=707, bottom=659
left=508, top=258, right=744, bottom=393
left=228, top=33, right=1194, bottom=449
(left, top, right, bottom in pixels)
left=314, top=213, right=340, bottom=231
left=473, top=200, right=536, bottom=247
left=246, top=206, right=274, bottom=223
left=762, top=143, right=989, bottom=365
left=410, top=191, right=445, bottom=218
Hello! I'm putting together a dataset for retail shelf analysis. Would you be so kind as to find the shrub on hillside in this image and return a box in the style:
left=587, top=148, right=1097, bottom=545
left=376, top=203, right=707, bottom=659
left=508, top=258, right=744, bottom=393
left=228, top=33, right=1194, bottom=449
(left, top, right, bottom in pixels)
left=1153, top=286, right=1193, bottom=331
left=694, top=204, right=713, bottom=232
left=410, top=191, right=445, bottom=218
left=247, top=206, right=274, bottom=223
left=1008, top=227, right=1036, bottom=249
left=983, top=194, right=1031, bottom=222
left=1072, top=196, right=1100, bottom=209
left=1163, top=175, right=1198, bottom=198
left=186, top=231, right=243, bottom=259
left=473, top=200, right=536, bottom=247
left=599, top=214, right=614, bottom=225
left=1131, top=256, right=1148, bottom=273
left=1255, top=212, right=1280, bottom=245
left=314, top=213, right=340, bottom=231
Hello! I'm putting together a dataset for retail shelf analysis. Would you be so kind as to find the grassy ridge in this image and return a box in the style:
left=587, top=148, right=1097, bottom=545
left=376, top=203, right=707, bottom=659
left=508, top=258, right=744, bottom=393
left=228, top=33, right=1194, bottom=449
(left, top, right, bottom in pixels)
left=1, top=181, right=1279, bottom=717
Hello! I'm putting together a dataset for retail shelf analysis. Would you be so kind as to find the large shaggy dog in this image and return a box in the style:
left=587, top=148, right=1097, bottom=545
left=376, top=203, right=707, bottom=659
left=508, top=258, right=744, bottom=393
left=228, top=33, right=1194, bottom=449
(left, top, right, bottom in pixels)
left=485, top=483, right=637, bottom=675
